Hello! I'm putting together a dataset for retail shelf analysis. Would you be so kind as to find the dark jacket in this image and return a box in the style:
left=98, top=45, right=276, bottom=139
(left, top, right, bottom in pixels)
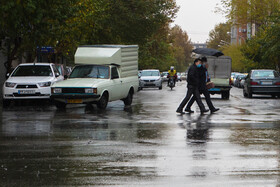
left=187, top=64, right=199, bottom=88
left=198, top=67, right=207, bottom=90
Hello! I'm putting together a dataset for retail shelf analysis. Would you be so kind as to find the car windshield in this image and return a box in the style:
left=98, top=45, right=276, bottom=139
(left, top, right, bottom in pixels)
left=12, top=65, right=53, bottom=77
left=237, top=74, right=246, bottom=78
left=69, top=65, right=109, bottom=79
left=234, top=74, right=241, bottom=78
left=142, top=71, right=159, bottom=76
left=252, top=70, right=279, bottom=78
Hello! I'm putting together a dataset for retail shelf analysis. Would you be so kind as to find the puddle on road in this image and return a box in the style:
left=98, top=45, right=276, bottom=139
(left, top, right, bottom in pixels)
left=1, top=102, right=280, bottom=186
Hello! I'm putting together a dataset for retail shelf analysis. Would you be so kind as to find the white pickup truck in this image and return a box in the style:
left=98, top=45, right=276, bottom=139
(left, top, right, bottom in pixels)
left=51, top=45, right=139, bottom=109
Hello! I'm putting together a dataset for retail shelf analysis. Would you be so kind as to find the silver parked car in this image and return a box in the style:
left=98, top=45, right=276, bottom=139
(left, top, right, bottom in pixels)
left=243, top=69, right=280, bottom=98
left=176, top=72, right=182, bottom=82
left=161, top=71, right=168, bottom=82
left=139, top=69, right=162, bottom=90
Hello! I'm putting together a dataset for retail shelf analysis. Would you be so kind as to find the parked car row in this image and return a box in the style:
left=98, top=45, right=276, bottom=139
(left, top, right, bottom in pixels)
left=231, top=70, right=280, bottom=98
left=232, top=73, right=247, bottom=88
left=243, top=69, right=280, bottom=98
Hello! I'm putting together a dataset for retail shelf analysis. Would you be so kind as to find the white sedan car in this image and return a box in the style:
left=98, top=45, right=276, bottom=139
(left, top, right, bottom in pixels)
left=2, top=63, right=64, bottom=107
left=139, top=69, right=162, bottom=90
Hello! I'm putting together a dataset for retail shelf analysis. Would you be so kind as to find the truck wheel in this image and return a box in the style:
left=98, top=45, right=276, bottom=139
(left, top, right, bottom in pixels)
left=243, top=89, right=248, bottom=97
left=2, top=99, right=11, bottom=108
left=55, top=101, right=66, bottom=109
left=221, top=91, right=230, bottom=100
left=123, top=92, right=133, bottom=105
left=248, top=91, right=252, bottom=98
left=97, top=93, right=108, bottom=109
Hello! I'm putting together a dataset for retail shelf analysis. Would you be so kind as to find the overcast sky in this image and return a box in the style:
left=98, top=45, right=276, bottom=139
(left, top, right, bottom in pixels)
left=173, top=0, right=227, bottom=43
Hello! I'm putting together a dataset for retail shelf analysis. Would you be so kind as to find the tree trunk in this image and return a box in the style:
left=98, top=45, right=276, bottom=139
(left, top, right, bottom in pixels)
left=4, top=37, right=21, bottom=75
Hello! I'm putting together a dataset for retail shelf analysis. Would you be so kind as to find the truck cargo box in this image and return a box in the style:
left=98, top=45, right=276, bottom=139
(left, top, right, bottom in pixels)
left=74, top=45, right=138, bottom=78
left=207, top=56, right=231, bottom=79
left=205, top=56, right=232, bottom=99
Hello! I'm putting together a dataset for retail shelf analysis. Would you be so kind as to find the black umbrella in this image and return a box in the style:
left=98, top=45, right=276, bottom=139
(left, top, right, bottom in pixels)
left=192, top=48, right=224, bottom=57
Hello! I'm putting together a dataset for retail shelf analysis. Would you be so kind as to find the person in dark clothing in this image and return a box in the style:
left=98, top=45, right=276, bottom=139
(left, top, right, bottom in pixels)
left=185, top=57, right=219, bottom=113
left=176, top=58, right=209, bottom=114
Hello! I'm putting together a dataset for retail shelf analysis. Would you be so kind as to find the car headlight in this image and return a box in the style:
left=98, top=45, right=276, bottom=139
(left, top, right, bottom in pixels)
left=52, top=88, right=62, bottom=94
left=38, top=81, right=52, bottom=87
left=5, top=82, right=16, bottom=88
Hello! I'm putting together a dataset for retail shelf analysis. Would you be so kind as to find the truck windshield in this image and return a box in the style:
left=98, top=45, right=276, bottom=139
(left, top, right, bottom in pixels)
left=12, top=65, right=53, bottom=77
left=69, top=65, right=109, bottom=79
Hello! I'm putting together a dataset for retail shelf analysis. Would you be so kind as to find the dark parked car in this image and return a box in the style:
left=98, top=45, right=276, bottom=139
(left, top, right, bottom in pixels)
left=243, top=69, right=280, bottom=98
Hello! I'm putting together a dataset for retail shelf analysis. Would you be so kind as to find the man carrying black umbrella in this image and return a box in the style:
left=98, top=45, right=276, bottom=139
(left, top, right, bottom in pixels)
left=185, top=57, right=219, bottom=113
left=176, top=58, right=209, bottom=114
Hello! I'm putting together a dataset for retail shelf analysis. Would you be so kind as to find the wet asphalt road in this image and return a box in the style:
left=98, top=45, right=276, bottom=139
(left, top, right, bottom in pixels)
left=1, top=81, right=280, bottom=186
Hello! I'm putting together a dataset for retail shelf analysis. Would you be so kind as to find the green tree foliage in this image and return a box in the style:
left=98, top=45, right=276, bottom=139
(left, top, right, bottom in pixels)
left=222, top=44, right=249, bottom=72
left=139, top=24, right=176, bottom=71
left=207, top=23, right=231, bottom=49
left=241, top=11, right=280, bottom=70
left=261, top=11, right=280, bottom=70
left=168, top=25, right=193, bottom=72
left=0, top=0, right=179, bottom=73
left=0, top=0, right=80, bottom=73
left=221, top=0, right=280, bottom=26
left=219, top=0, right=280, bottom=71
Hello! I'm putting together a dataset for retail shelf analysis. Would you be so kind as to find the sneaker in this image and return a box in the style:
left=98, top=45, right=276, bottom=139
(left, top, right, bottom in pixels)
left=184, top=108, right=194, bottom=113
left=176, top=108, right=185, bottom=114
left=211, top=108, right=220, bottom=113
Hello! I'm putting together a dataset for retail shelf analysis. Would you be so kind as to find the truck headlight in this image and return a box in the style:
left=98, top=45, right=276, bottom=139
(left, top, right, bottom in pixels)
left=85, top=88, right=97, bottom=94
left=52, top=88, right=62, bottom=93
left=38, top=81, right=52, bottom=87
left=5, top=82, right=16, bottom=88
left=85, top=88, right=93, bottom=94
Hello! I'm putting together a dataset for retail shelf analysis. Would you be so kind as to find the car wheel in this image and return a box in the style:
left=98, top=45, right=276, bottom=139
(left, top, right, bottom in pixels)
left=159, top=85, right=162, bottom=90
left=2, top=99, right=11, bottom=108
left=54, top=101, right=66, bottom=109
left=123, top=92, right=133, bottom=105
left=97, top=92, right=108, bottom=109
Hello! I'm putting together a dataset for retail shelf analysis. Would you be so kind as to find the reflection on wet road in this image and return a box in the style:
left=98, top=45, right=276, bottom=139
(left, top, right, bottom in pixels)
left=1, top=83, right=280, bottom=186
